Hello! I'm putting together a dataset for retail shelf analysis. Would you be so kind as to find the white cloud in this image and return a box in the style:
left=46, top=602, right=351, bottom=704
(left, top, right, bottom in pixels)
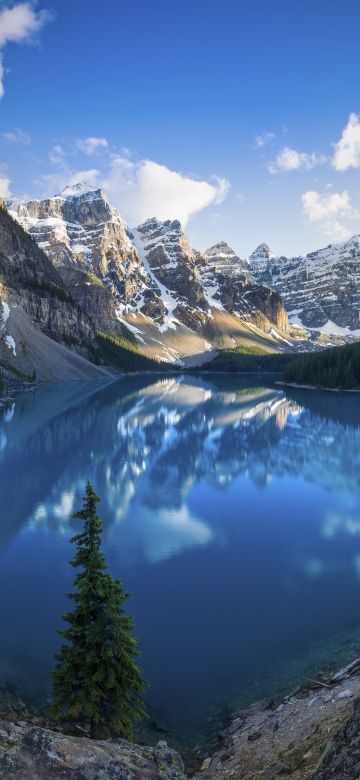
left=76, top=136, right=109, bottom=156
left=268, top=146, right=327, bottom=174
left=302, top=190, right=351, bottom=222
left=37, top=141, right=102, bottom=194
left=332, top=113, right=360, bottom=171
left=37, top=168, right=100, bottom=197
left=3, top=127, right=31, bottom=145
left=48, top=144, right=66, bottom=164
left=254, top=131, right=275, bottom=149
left=302, top=189, right=355, bottom=242
left=0, top=2, right=52, bottom=98
left=319, top=220, right=353, bottom=243
left=36, top=141, right=230, bottom=226
left=103, top=157, right=230, bottom=226
left=0, top=176, right=11, bottom=197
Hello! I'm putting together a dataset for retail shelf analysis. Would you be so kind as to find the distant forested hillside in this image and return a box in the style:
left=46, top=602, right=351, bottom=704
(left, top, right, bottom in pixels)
left=283, top=342, right=360, bottom=389
left=196, top=346, right=292, bottom=373
left=93, top=331, right=173, bottom=372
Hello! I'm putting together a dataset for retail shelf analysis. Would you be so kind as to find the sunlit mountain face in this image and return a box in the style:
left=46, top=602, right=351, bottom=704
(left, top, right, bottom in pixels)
left=1, top=376, right=360, bottom=748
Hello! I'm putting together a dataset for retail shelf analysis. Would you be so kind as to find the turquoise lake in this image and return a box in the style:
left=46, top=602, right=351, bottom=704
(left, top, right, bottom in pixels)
left=1, top=374, right=360, bottom=748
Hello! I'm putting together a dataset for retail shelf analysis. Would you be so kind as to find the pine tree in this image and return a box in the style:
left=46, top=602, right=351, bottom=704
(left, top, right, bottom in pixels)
left=51, top=481, right=147, bottom=740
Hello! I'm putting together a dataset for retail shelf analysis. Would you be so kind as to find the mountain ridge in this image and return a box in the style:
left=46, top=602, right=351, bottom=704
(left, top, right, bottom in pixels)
left=247, top=234, right=360, bottom=334
left=6, top=182, right=360, bottom=377
left=6, top=187, right=293, bottom=364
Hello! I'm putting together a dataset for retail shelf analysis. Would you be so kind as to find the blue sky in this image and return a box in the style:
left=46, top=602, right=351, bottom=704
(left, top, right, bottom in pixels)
left=1, top=0, right=360, bottom=256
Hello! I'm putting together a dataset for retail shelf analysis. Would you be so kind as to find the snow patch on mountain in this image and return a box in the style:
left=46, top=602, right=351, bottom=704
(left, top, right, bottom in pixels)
left=1, top=302, right=10, bottom=325
left=0, top=301, right=16, bottom=356
left=131, top=225, right=180, bottom=331
left=4, top=335, right=16, bottom=356
left=59, top=182, right=99, bottom=198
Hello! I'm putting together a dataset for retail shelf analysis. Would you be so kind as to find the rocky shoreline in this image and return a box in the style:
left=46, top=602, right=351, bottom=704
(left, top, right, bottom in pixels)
left=194, top=659, right=360, bottom=779
left=278, top=381, right=360, bottom=394
left=2, top=659, right=360, bottom=778
left=0, top=720, right=187, bottom=779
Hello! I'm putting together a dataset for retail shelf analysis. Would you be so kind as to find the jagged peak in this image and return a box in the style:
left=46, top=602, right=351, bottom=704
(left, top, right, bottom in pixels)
left=57, top=182, right=104, bottom=200
left=341, top=234, right=360, bottom=249
left=136, top=216, right=182, bottom=232
left=249, top=242, right=274, bottom=262
left=204, top=241, right=238, bottom=258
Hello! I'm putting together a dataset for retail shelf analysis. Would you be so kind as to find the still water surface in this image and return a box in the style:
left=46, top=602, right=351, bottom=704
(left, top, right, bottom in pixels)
left=1, top=375, right=360, bottom=745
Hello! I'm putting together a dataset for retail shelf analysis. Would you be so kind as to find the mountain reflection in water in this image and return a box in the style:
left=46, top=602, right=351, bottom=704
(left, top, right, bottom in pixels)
left=1, top=375, right=360, bottom=745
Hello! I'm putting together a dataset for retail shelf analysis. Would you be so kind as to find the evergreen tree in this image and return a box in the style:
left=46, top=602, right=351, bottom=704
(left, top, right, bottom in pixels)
left=51, top=481, right=147, bottom=739
left=283, top=341, right=360, bottom=390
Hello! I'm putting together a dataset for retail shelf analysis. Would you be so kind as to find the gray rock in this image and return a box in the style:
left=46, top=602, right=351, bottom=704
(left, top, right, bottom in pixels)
left=313, top=696, right=360, bottom=779
left=7, top=188, right=154, bottom=334
left=0, top=720, right=186, bottom=779
left=261, top=762, right=291, bottom=778
left=0, top=203, right=94, bottom=349
left=334, top=689, right=353, bottom=701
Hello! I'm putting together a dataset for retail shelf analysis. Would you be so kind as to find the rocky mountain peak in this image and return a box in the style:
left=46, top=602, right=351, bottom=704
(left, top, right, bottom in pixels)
left=249, top=242, right=274, bottom=263
left=249, top=235, right=360, bottom=332
left=58, top=182, right=101, bottom=199
left=136, top=217, right=183, bottom=246
left=203, top=241, right=244, bottom=276
left=134, top=217, right=208, bottom=329
left=6, top=184, right=152, bottom=332
left=0, top=202, right=95, bottom=364
left=204, top=241, right=237, bottom=256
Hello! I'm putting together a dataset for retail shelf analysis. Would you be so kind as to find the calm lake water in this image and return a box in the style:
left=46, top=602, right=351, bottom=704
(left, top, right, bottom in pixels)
left=2, top=374, right=360, bottom=748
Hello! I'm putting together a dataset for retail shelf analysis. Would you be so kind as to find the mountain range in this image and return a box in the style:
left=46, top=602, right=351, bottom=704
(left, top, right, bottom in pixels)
left=1, top=182, right=359, bottom=378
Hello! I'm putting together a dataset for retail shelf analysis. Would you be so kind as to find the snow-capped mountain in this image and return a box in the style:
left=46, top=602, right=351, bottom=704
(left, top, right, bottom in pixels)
left=248, top=237, right=360, bottom=334
left=133, top=217, right=208, bottom=331
left=202, top=241, right=245, bottom=276
left=6, top=185, right=162, bottom=332
left=7, top=186, right=290, bottom=361
left=4, top=178, right=359, bottom=372
left=200, top=241, right=288, bottom=333
left=0, top=201, right=112, bottom=380
left=249, top=242, right=274, bottom=264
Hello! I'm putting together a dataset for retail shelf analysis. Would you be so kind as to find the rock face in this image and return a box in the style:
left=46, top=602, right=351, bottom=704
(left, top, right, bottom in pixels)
left=0, top=721, right=186, bottom=779
left=7, top=185, right=157, bottom=333
left=0, top=202, right=94, bottom=352
left=8, top=188, right=290, bottom=358
left=249, top=242, right=274, bottom=264
left=313, top=696, right=360, bottom=779
left=202, top=241, right=245, bottom=276
left=134, top=223, right=289, bottom=335
left=248, top=236, right=360, bottom=332
left=133, top=218, right=209, bottom=331
left=200, top=241, right=289, bottom=333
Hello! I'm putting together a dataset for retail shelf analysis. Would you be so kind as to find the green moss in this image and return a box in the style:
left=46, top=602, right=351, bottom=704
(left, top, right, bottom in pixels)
left=85, top=272, right=105, bottom=288
left=18, top=275, right=74, bottom=304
